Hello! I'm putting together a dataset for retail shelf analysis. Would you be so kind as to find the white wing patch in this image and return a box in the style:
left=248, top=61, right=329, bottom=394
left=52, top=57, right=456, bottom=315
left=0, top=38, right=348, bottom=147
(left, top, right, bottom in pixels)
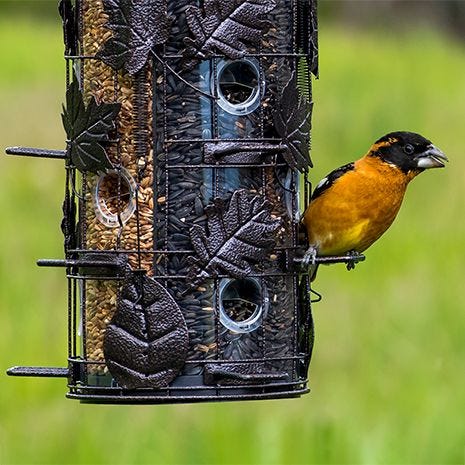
left=315, top=177, right=329, bottom=191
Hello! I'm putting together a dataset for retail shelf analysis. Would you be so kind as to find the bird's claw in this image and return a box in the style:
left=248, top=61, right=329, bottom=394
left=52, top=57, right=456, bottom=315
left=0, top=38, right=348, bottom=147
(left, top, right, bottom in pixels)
left=345, top=250, right=363, bottom=271
left=302, top=246, right=318, bottom=269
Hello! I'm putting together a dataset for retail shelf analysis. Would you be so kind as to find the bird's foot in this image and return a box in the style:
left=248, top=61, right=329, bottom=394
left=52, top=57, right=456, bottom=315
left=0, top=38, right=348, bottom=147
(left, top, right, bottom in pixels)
left=302, top=246, right=318, bottom=269
left=345, top=250, right=364, bottom=271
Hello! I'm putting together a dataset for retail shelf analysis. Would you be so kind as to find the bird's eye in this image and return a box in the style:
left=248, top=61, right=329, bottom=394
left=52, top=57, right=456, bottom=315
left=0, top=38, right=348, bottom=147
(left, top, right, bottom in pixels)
left=404, top=144, right=415, bottom=155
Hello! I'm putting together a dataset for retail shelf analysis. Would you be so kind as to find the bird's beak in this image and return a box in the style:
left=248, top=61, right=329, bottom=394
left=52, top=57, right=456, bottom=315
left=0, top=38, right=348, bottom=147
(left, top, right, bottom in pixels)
left=415, top=145, right=449, bottom=169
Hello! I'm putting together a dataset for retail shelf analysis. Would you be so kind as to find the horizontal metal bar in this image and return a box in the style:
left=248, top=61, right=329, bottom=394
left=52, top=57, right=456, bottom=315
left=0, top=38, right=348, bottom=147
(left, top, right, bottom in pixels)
left=37, top=259, right=121, bottom=268
left=166, top=162, right=287, bottom=169
left=205, top=369, right=288, bottom=383
left=65, top=55, right=96, bottom=59
left=66, top=388, right=309, bottom=404
left=165, top=137, right=283, bottom=144
left=68, top=248, right=195, bottom=255
left=162, top=52, right=312, bottom=59
left=7, top=366, right=69, bottom=378
left=66, top=245, right=299, bottom=256
left=69, top=379, right=307, bottom=393
left=318, top=255, right=365, bottom=264
left=5, top=147, right=66, bottom=160
left=64, top=52, right=311, bottom=61
left=66, top=275, right=125, bottom=281
left=205, top=141, right=286, bottom=156
left=294, top=254, right=366, bottom=265
left=69, top=354, right=308, bottom=366
left=67, top=271, right=300, bottom=281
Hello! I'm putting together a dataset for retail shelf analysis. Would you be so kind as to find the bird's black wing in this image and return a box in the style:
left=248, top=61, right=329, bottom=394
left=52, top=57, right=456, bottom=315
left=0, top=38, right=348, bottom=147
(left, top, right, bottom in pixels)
left=311, top=162, right=355, bottom=201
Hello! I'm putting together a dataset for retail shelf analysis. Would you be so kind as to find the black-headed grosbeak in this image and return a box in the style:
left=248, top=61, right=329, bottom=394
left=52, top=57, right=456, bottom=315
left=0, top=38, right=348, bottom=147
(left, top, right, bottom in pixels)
left=302, top=131, right=448, bottom=277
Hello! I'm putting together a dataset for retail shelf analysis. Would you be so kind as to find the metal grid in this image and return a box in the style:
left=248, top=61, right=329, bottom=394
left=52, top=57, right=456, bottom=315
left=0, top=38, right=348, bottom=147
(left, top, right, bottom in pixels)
left=62, top=0, right=316, bottom=402
left=7, top=0, right=330, bottom=403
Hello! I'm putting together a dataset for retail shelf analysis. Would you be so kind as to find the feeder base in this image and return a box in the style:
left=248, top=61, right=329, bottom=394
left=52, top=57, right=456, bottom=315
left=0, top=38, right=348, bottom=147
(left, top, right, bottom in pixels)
left=67, top=386, right=310, bottom=405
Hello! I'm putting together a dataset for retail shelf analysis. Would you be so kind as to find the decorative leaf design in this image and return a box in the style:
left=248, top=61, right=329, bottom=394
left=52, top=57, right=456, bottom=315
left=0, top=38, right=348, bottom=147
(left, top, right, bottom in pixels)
left=62, top=79, right=120, bottom=174
left=273, top=72, right=313, bottom=171
left=58, top=0, right=78, bottom=56
left=104, top=271, right=189, bottom=389
left=188, top=189, right=281, bottom=285
left=97, top=0, right=171, bottom=75
left=184, top=0, right=277, bottom=67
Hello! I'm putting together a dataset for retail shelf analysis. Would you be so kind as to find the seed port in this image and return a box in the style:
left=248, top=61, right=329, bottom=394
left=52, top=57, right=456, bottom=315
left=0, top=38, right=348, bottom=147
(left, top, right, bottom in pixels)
left=94, top=169, right=137, bottom=228
left=219, top=278, right=269, bottom=333
left=215, top=59, right=263, bottom=115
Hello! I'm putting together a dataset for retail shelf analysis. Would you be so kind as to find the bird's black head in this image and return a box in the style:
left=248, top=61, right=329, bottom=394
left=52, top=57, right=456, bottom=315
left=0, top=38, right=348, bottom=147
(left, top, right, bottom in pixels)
left=369, top=131, right=448, bottom=174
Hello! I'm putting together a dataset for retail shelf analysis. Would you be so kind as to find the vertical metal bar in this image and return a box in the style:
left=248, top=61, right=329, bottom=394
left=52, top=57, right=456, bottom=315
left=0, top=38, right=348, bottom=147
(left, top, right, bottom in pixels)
left=113, top=67, right=124, bottom=252
left=292, top=0, right=298, bottom=56
left=212, top=58, right=219, bottom=200
left=151, top=55, right=158, bottom=273
left=213, top=276, right=221, bottom=396
left=257, top=35, right=267, bottom=370
left=67, top=276, right=73, bottom=361
left=163, top=57, right=169, bottom=277
left=72, top=277, right=77, bottom=358
left=134, top=68, right=150, bottom=270
left=211, top=55, right=222, bottom=373
left=80, top=170, right=88, bottom=383
left=293, top=0, right=302, bottom=384
left=64, top=167, right=73, bottom=364
left=80, top=278, right=88, bottom=384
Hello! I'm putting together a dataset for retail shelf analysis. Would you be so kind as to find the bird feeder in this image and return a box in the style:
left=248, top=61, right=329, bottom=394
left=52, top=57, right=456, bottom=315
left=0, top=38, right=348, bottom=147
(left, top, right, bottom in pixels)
left=6, top=0, right=321, bottom=403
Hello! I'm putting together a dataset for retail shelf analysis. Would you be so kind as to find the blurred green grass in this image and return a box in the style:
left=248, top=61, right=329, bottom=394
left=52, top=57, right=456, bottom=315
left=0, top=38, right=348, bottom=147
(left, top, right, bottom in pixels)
left=1, top=14, right=465, bottom=465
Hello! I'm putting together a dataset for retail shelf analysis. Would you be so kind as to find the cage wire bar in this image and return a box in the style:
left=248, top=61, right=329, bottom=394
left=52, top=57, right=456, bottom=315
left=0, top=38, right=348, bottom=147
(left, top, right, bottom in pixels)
left=7, top=0, right=359, bottom=404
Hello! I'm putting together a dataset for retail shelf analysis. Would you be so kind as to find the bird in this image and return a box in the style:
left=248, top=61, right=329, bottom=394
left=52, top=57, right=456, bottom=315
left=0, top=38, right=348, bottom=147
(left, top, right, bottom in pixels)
left=302, top=131, right=448, bottom=279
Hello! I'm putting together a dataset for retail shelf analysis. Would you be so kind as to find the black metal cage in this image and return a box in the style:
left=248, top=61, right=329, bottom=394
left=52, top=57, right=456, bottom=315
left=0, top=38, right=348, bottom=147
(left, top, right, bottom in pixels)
left=6, top=0, right=322, bottom=403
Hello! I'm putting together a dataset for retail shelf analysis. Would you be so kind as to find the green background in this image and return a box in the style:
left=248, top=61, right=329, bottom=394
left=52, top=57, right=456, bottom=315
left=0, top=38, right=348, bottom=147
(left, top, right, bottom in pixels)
left=0, top=4, right=464, bottom=465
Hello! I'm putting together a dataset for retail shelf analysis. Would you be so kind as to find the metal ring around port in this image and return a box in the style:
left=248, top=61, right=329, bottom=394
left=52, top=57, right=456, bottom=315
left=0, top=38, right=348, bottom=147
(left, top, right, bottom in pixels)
left=218, top=277, right=269, bottom=333
left=94, top=168, right=137, bottom=228
left=215, top=59, right=263, bottom=116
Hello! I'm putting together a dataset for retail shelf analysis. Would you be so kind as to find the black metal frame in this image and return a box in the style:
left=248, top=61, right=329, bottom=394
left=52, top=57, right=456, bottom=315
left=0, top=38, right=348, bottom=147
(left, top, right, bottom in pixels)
left=5, top=0, right=364, bottom=404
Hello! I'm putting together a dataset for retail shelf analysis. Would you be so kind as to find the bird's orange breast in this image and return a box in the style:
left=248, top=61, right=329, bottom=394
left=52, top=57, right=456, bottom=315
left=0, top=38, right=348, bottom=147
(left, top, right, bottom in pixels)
left=304, top=156, right=417, bottom=256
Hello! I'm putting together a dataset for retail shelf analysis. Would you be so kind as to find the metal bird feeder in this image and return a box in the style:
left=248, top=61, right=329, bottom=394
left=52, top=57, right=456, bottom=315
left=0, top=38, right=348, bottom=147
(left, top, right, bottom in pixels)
left=6, top=0, right=320, bottom=403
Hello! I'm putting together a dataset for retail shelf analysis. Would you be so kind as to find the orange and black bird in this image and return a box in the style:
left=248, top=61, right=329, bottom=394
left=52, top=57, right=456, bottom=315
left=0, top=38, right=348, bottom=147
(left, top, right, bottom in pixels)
left=302, top=131, right=448, bottom=277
